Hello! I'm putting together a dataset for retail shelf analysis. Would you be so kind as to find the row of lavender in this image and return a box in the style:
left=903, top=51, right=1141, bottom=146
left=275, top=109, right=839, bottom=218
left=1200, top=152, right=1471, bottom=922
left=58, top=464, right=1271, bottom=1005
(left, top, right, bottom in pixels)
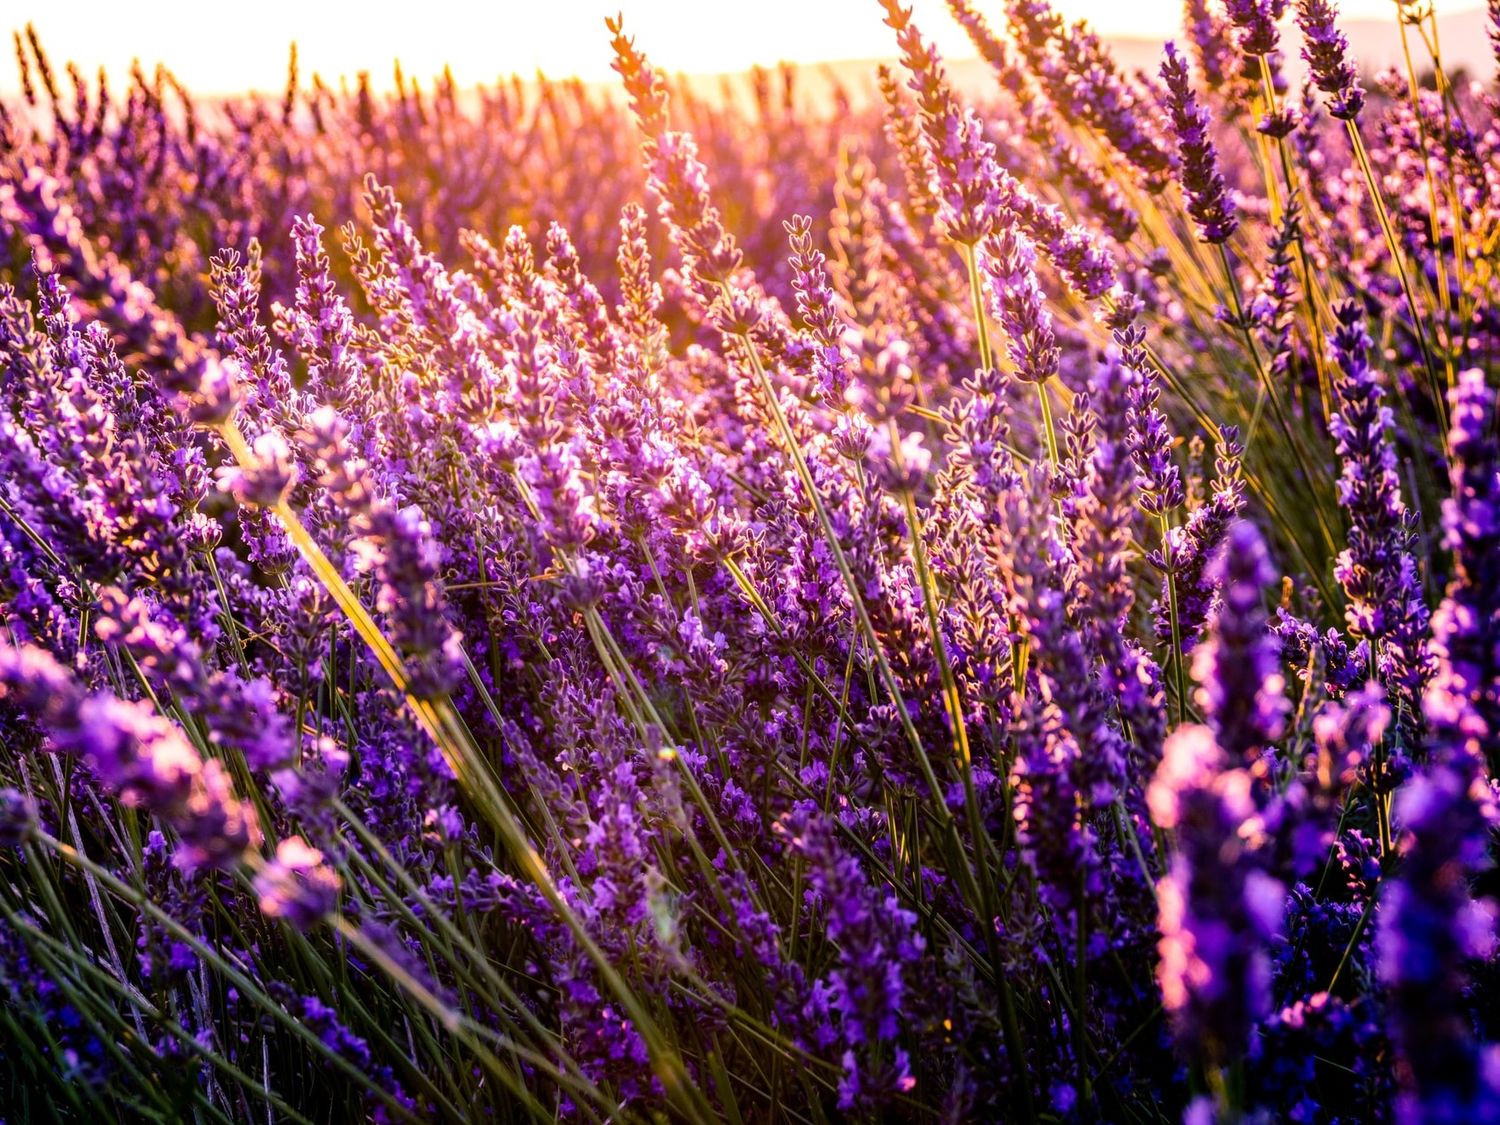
left=0, top=0, right=1497, bottom=1119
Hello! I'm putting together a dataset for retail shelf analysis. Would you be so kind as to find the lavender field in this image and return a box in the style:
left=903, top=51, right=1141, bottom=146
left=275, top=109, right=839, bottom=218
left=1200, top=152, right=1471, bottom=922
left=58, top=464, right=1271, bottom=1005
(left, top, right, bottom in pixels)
left=0, top=0, right=1497, bottom=1120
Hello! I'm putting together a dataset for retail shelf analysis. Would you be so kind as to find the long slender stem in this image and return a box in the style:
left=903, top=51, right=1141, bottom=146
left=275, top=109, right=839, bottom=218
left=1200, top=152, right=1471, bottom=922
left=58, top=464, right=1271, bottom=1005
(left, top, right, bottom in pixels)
left=1036, top=380, right=1060, bottom=465
left=1343, top=122, right=1448, bottom=444
left=0, top=905, right=319, bottom=1125
left=1159, top=512, right=1188, bottom=728
left=1215, top=244, right=1339, bottom=559
left=32, top=832, right=425, bottom=1125
left=961, top=240, right=995, bottom=372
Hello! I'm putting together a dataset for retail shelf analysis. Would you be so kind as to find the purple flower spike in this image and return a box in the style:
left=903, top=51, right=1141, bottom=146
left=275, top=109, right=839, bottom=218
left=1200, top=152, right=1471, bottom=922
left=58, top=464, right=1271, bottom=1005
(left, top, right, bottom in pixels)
left=1328, top=300, right=1431, bottom=718
left=1379, top=767, right=1500, bottom=1125
left=1151, top=724, right=1284, bottom=1067
left=1160, top=41, right=1240, bottom=244
left=221, top=430, right=298, bottom=508
left=0, top=641, right=257, bottom=872
left=1225, top=0, right=1283, bottom=57
left=1192, top=520, right=1288, bottom=766
left=980, top=225, right=1060, bottom=384
left=1296, top=0, right=1365, bottom=120
left=1425, top=369, right=1500, bottom=776
left=255, top=837, right=341, bottom=930
left=0, top=788, right=36, bottom=847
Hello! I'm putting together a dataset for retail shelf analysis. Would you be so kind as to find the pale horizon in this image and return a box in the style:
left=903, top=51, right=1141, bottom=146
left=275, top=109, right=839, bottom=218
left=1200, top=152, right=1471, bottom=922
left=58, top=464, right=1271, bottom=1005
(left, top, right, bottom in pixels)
left=4, top=0, right=1483, bottom=97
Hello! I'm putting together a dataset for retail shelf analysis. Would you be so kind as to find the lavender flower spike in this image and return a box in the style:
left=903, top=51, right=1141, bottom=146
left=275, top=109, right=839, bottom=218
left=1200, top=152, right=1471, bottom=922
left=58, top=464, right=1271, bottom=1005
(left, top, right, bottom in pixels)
left=0, top=788, right=36, bottom=847
left=1192, top=520, right=1288, bottom=766
left=255, top=837, right=342, bottom=930
left=1160, top=41, right=1239, bottom=245
left=1378, top=767, right=1500, bottom=1124
left=1329, top=300, right=1431, bottom=717
left=1150, top=724, right=1284, bottom=1067
left=1425, top=369, right=1500, bottom=775
left=0, top=641, right=258, bottom=872
left=1225, top=0, right=1281, bottom=57
left=1296, top=0, right=1365, bottom=120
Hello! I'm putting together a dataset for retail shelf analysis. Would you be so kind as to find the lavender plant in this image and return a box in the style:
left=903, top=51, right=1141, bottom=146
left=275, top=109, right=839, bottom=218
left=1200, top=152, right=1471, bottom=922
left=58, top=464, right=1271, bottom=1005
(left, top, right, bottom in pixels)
left=0, top=0, right=1496, bottom=1120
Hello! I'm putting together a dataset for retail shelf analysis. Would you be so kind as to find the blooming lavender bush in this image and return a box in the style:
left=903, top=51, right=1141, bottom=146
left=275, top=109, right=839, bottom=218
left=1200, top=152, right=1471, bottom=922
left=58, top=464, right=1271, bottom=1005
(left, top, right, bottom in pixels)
left=0, top=1, right=1497, bottom=1120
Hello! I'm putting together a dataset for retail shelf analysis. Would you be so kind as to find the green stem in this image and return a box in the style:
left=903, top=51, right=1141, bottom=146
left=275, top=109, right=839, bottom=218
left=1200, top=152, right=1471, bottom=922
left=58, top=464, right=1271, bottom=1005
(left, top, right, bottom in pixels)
left=1036, top=380, right=1060, bottom=466
left=961, top=240, right=995, bottom=372
left=0, top=904, right=318, bottom=1125
left=1343, top=122, right=1448, bottom=445
left=32, top=831, right=425, bottom=1125
left=1159, top=513, right=1189, bottom=727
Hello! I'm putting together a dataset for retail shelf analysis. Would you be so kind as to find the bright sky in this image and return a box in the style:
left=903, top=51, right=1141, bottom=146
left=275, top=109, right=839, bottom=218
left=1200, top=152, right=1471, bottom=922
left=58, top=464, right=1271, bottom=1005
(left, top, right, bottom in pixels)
left=2, top=0, right=1466, bottom=94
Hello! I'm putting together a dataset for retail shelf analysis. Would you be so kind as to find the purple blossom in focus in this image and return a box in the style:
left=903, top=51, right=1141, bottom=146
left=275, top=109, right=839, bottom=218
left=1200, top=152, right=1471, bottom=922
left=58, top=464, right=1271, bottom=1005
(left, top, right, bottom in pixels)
left=254, top=837, right=341, bottom=930
left=1160, top=41, right=1240, bottom=244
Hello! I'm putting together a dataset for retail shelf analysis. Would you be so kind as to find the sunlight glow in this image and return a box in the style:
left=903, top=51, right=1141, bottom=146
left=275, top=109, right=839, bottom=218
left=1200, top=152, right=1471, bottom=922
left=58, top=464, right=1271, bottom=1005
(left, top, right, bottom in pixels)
left=4, top=0, right=1457, bottom=95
